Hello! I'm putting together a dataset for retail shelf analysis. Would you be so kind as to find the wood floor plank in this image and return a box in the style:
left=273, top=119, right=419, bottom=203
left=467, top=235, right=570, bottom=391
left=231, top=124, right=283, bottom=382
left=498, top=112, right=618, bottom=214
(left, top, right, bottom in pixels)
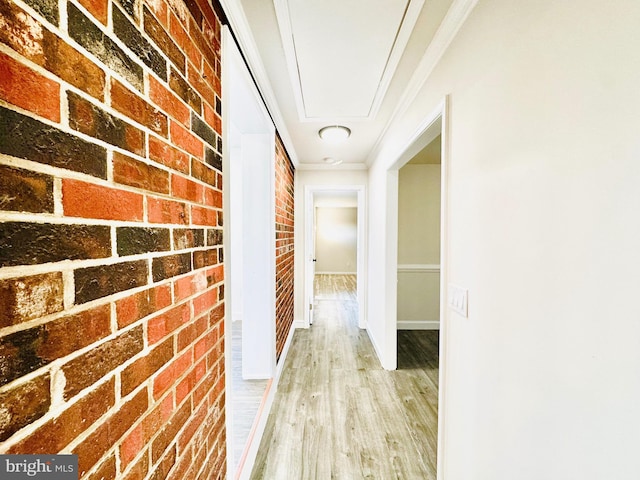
left=231, top=320, right=269, bottom=469
left=250, top=274, right=439, bottom=479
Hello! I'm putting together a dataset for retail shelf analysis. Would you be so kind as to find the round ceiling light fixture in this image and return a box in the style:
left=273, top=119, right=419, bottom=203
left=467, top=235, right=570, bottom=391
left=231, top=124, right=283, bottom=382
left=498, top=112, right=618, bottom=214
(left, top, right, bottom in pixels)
left=318, top=125, right=351, bottom=142
left=323, top=157, right=343, bottom=166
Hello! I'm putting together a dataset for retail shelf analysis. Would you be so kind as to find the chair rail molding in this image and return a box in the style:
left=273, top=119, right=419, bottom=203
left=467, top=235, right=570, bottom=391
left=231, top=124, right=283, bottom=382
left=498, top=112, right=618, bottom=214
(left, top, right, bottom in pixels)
left=397, top=264, right=441, bottom=273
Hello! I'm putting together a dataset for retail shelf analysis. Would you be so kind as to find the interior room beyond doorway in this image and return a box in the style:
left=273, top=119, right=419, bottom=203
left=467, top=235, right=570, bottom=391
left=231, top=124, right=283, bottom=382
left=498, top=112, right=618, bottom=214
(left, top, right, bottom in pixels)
left=304, top=186, right=366, bottom=329
left=397, top=134, right=442, bottom=331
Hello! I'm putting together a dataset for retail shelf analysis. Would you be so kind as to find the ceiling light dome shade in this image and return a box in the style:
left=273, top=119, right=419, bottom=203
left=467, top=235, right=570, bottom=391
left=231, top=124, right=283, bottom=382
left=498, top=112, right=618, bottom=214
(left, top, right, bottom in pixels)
left=323, top=157, right=343, bottom=166
left=319, top=125, right=351, bottom=141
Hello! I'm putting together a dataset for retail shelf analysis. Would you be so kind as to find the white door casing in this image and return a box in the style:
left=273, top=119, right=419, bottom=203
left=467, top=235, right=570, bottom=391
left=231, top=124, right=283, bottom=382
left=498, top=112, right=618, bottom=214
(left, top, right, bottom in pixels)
left=381, top=96, right=450, bottom=478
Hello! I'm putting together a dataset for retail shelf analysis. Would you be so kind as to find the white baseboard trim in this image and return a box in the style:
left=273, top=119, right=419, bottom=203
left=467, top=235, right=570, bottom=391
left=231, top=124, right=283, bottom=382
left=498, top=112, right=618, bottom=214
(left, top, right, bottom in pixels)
left=292, top=318, right=306, bottom=329
left=397, top=320, right=440, bottom=330
left=237, top=319, right=297, bottom=479
left=366, top=328, right=388, bottom=369
left=276, top=320, right=297, bottom=382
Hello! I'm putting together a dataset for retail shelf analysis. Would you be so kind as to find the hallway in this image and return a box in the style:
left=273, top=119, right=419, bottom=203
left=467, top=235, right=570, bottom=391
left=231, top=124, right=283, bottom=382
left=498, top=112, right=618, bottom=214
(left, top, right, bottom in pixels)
left=250, top=274, right=439, bottom=479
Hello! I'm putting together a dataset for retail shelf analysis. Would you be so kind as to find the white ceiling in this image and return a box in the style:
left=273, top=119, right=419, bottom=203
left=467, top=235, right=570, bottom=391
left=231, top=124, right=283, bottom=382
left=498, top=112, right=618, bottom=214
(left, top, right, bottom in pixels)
left=224, top=0, right=459, bottom=168
left=314, top=190, right=358, bottom=208
left=275, top=0, right=424, bottom=120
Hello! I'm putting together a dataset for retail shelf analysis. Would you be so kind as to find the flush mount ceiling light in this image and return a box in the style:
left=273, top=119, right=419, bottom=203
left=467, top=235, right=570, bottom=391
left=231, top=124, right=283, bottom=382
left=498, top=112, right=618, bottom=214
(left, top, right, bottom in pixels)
left=323, top=157, right=343, bottom=166
left=318, top=125, right=351, bottom=141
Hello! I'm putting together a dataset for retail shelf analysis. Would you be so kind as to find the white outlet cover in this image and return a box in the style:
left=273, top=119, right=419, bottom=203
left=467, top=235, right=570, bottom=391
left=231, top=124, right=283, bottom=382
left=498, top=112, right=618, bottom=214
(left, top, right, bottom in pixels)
left=448, top=284, right=468, bottom=317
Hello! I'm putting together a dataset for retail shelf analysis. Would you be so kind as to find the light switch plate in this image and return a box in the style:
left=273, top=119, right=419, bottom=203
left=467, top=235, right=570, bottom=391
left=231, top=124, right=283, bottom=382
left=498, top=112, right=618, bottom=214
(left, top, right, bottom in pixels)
left=448, top=284, right=468, bottom=317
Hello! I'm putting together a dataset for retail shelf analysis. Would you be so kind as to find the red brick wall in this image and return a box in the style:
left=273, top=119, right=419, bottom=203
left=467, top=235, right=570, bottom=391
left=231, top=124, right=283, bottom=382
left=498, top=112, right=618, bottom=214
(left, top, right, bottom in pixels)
left=275, top=136, right=295, bottom=362
left=0, top=0, right=227, bottom=477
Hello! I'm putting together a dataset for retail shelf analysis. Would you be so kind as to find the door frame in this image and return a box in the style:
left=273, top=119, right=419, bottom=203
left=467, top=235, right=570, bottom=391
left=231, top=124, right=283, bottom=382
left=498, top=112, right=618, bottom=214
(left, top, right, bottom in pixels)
left=304, top=185, right=366, bottom=329
left=384, top=96, right=450, bottom=478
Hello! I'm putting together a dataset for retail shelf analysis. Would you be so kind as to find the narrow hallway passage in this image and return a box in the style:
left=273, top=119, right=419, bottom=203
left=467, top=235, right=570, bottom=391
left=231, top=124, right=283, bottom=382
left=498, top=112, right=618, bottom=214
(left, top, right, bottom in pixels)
left=251, top=274, right=438, bottom=479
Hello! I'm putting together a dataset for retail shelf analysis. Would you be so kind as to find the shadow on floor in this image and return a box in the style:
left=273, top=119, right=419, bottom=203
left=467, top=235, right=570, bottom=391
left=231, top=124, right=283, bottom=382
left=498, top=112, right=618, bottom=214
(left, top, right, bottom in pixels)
left=397, top=330, right=439, bottom=370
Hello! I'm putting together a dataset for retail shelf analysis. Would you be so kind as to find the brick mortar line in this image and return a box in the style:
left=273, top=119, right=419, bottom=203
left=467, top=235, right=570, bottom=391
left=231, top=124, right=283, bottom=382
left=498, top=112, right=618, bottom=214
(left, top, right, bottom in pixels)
left=62, top=270, right=75, bottom=310
left=52, top=177, right=64, bottom=216
left=142, top=194, right=149, bottom=224
left=58, top=0, right=69, bottom=33
left=109, top=225, right=119, bottom=258
left=146, top=257, right=154, bottom=288
left=110, top=291, right=120, bottom=335
left=105, top=148, right=115, bottom=184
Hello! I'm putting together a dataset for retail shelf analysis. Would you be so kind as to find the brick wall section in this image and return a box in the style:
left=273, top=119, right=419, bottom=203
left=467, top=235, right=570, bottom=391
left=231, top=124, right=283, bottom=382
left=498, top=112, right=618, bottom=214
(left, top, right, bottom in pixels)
left=274, top=136, right=295, bottom=362
left=0, top=0, right=227, bottom=477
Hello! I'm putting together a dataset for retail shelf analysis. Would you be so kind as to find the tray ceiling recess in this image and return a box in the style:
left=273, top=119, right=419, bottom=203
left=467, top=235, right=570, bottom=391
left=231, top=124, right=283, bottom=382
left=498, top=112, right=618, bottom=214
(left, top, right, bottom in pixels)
left=274, top=0, right=425, bottom=122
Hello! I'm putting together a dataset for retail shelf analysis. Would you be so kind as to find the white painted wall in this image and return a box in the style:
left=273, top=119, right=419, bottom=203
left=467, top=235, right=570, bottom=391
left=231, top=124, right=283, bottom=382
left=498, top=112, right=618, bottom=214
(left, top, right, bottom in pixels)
left=240, top=134, right=276, bottom=379
left=293, top=169, right=368, bottom=324
left=366, top=162, right=399, bottom=368
left=398, top=164, right=441, bottom=264
left=397, top=164, right=440, bottom=326
left=368, top=0, right=640, bottom=478
left=229, top=132, right=243, bottom=323
left=315, top=207, right=357, bottom=274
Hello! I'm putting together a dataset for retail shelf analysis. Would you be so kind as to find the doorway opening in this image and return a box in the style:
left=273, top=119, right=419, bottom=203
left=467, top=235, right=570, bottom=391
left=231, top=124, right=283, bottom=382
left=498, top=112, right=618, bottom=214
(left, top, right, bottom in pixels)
left=385, top=97, right=449, bottom=476
left=397, top=133, right=442, bottom=331
left=222, top=27, right=276, bottom=479
left=304, top=186, right=366, bottom=330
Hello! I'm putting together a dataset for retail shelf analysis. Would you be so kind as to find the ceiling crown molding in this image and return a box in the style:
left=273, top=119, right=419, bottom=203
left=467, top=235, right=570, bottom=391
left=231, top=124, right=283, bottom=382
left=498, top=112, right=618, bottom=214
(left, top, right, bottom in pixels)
left=296, top=162, right=368, bottom=171
left=219, top=0, right=300, bottom=167
left=273, top=0, right=425, bottom=123
left=366, top=0, right=480, bottom=167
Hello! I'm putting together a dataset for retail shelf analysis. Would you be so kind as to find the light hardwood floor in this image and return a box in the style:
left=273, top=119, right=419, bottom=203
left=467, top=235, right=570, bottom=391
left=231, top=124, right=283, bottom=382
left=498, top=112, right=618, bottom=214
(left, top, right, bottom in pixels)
left=251, top=274, right=439, bottom=479
left=232, top=320, right=269, bottom=470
